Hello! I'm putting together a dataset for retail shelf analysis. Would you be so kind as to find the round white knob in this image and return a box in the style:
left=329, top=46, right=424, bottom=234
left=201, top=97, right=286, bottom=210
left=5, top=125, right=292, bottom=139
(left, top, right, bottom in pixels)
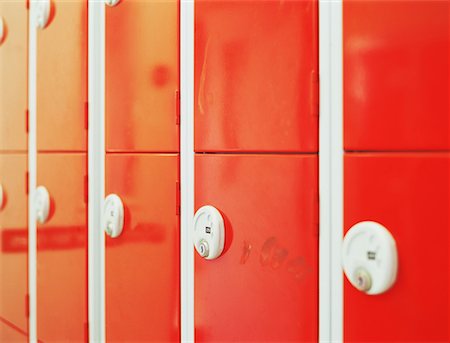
left=193, top=205, right=225, bottom=260
left=0, top=17, right=5, bottom=44
left=35, top=0, right=51, bottom=29
left=102, top=194, right=124, bottom=238
left=342, top=221, right=398, bottom=295
left=35, top=186, right=51, bottom=224
left=105, top=0, right=121, bottom=7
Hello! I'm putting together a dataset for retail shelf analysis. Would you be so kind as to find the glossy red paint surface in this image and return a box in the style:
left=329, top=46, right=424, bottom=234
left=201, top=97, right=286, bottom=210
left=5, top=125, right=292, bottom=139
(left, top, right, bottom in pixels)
left=0, top=320, right=27, bottom=343
left=0, top=1, right=28, bottom=152
left=344, top=153, right=449, bottom=342
left=0, top=154, right=28, bottom=337
left=36, top=153, right=87, bottom=342
left=344, top=0, right=450, bottom=151
left=195, top=154, right=318, bottom=342
left=194, top=0, right=318, bottom=153
left=105, top=0, right=179, bottom=152
left=105, top=154, right=180, bottom=342
left=37, top=0, right=87, bottom=152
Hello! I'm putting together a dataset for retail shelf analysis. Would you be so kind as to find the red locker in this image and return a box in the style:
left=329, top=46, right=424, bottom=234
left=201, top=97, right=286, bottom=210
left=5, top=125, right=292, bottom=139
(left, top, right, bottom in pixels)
left=0, top=154, right=28, bottom=339
left=105, top=0, right=179, bottom=152
left=344, top=0, right=450, bottom=151
left=36, top=0, right=87, bottom=152
left=36, top=153, right=87, bottom=342
left=0, top=1, right=28, bottom=152
left=194, top=154, right=318, bottom=342
left=105, top=154, right=180, bottom=342
left=194, top=0, right=318, bottom=153
left=344, top=153, right=449, bottom=342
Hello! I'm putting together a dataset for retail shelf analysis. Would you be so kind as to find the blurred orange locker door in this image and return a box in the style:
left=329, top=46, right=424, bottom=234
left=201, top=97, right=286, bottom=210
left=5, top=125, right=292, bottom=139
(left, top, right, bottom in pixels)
left=36, top=0, right=87, bottom=152
left=104, top=154, right=180, bottom=342
left=194, top=154, right=318, bottom=342
left=344, top=154, right=449, bottom=342
left=0, top=154, right=28, bottom=342
left=194, top=0, right=318, bottom=153
left=105, top=0, right=179, bottom=152
left=36, top=153, right=87, bottom=342
left=343, top=0, right=450, bottom=151
left=0, top=1, right=28, bottom=152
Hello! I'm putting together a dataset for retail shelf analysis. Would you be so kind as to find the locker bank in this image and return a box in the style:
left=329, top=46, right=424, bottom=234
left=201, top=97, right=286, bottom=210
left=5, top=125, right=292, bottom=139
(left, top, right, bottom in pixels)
left=0, top=0, right=448, bottom=342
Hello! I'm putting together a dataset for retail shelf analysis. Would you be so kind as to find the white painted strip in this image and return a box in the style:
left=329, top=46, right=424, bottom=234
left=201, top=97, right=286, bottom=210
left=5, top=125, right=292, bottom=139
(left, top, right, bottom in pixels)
left=180, top=0, right=195, bottom=342
left=88, top=0, right=106, bottom=342
left=319, top=0, right=343, bottom=342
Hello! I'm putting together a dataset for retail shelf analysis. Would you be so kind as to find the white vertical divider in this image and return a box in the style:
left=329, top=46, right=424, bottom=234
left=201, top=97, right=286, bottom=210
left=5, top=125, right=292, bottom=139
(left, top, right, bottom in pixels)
left=28, top=2, right=37, bottom=342
left=180, top=0, right=195, bottom=342
left=88, top=0, right=106, bottom=342
left=319, top=0, right=343, bottom=342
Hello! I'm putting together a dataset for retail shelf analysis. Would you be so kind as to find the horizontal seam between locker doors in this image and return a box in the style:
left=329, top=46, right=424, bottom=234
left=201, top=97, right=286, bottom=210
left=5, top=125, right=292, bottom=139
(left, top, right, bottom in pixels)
left=195, top=151, right=319, bottom=155
left=0, top=316, right=29, bottom=337
left=344, top=150, right=450, bottom=154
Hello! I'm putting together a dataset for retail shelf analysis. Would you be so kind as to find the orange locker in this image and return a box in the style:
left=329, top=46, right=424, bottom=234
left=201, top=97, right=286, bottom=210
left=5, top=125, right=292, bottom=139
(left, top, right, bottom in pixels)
left=0, top=320, right=28, bottom=343
left=344, top=153, right=449, bottom=342
left=194, top=0, right=318, bottom=153
left=105, top=154, right=180, bottom=342
left=0, top=1, right=28, bottom=152
left=36, top=153, right=87, bottom=342
left=0, top=154, right=28, bottom=340
left=344, top=0, right=450, bottom=151
left=194, top=154, right=318, bottom=342
left=105, top=0, right=179, bottom=152
left=36, top=0, right=87, bottom=152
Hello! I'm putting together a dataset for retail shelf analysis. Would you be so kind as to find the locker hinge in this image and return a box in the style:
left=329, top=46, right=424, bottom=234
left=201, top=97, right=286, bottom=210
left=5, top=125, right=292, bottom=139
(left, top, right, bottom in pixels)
left=84, top=322, right=89, bottom=343
left=175, top=90, right=180, bottom=125
left=310, top=70, right=319, bottom=117
left=25, top=109, right=29, bottom=133
left=25, top=172, right=29, bottom=194
left=84, top=175, right=88, bottom=204
left=176, top=181, right=180, bottom=215
left=84, top=102, right=89, bottom=130
left=25, top=294, right=29, bottom=318
left=26, top=0, right=29, bottom=9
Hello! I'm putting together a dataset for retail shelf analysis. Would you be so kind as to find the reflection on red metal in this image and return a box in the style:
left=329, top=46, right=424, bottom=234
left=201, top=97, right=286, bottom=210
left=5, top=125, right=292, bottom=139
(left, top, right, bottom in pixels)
left=195, top=154, right=318, bottom=342
left=344, top=0, right=449, bottom=151
left=105, top=0, right=179, bottom=152
left=194, top=0, right=318, bottom=152
left=36, top=0, right=88, bottom=151
left=0, top=154, right=28, bottom=339
left=0, top=1, right=28, bottom=151
left=344, top=153, right=449, bottom=342
left=105, top=154, right=180, bottom=342
left=36, top=153, right=87, bottom=342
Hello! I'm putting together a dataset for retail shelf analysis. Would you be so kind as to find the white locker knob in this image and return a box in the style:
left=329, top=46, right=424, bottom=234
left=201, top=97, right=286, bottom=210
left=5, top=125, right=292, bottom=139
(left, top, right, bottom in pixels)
left=0, top=17, right=5, bottom=44
left=35, top=0, right=51, bottom=29
left=35, top=186, right=51, bottom=224
left=102, top=194, right=124, bottom=238
left=105, top=0, right=120, bottom=7
left=0, top=184, right=4, bottom=209
left=342, top=221, right=398, bottom=295
left=193, top=205, right=225, bottom=260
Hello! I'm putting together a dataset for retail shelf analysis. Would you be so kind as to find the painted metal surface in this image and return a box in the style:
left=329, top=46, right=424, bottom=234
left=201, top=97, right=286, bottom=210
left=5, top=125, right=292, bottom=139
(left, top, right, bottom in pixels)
left=105, top=0, right=179, bottom=152
left=0, top=320, right=28, bottom=343
left=194, top=154, right=318, bottom=342
left=36, top=153, right=87, bottom=342
left=0, top=154, right=28, bottom=337
left=0, top=1, right=28, bottom=152
left=105, top=153, right=180, bottom=342
left=36, top=0, right=88, bottom=152
left=344, top=153, right=449, bottom=342
left=194, top=0, right=318, bottom=153
left=344, top=0, right=450, bottom=151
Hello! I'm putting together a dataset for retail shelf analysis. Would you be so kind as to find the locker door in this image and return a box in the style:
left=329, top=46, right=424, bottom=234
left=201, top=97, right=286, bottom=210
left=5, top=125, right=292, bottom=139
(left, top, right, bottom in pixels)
left=36, top=153, right=87, bottom=342
left=194, top=154, right=318, bottom=342
left=194, top=0, right=318, bottom=153
left=36, top=0, right=87, bottom=151
left=0, top=1, right=28, bottom=151
left=105, top=0, right=179, bottom=152
left=344, top=154, right=449, bottom=342
left=343, top=1, right=450, bottom=150
left=105, top=154, right=179, bottom=342
left=0, top=154, right=28, bottom=339
left=0, top=321, right=28, bottom=342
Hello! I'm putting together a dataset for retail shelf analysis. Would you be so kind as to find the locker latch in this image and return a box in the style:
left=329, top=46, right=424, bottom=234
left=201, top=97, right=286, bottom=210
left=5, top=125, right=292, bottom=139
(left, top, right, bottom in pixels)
left=35, top=186, right=51, bottom=224
left=0, top=17, right=5, bottom=45
left=0, top=184, right=4, bottom=210
left=105, top=0, right=120, bottom=7
left=102, top=194, right=124, bottom=238
left=35, top=0, right=51, bottom=29
left=193, top=205, right=225, bottom=260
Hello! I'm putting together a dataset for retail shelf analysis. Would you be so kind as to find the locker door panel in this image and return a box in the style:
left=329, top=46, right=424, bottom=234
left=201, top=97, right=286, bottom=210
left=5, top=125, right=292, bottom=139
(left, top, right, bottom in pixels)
left=0, top=1, right=27, bottom=151
left=36, top=153, right=87, bottom=342
left=344, top=154, right=449, bottom=342
left=194, top=154, right=318, bottom=342
left=0, top=321, right=27, bottom=343
left=0, top=154, right=28, bottom=335
left=36, top=0, right=87, bottom=152
left=344, top=1, right=449, bottom=151
left=105, top=154, right=179, bottom=342
left=105, top=1, right=179, bottom=152
left=194, top=1, right=318, bottom=153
